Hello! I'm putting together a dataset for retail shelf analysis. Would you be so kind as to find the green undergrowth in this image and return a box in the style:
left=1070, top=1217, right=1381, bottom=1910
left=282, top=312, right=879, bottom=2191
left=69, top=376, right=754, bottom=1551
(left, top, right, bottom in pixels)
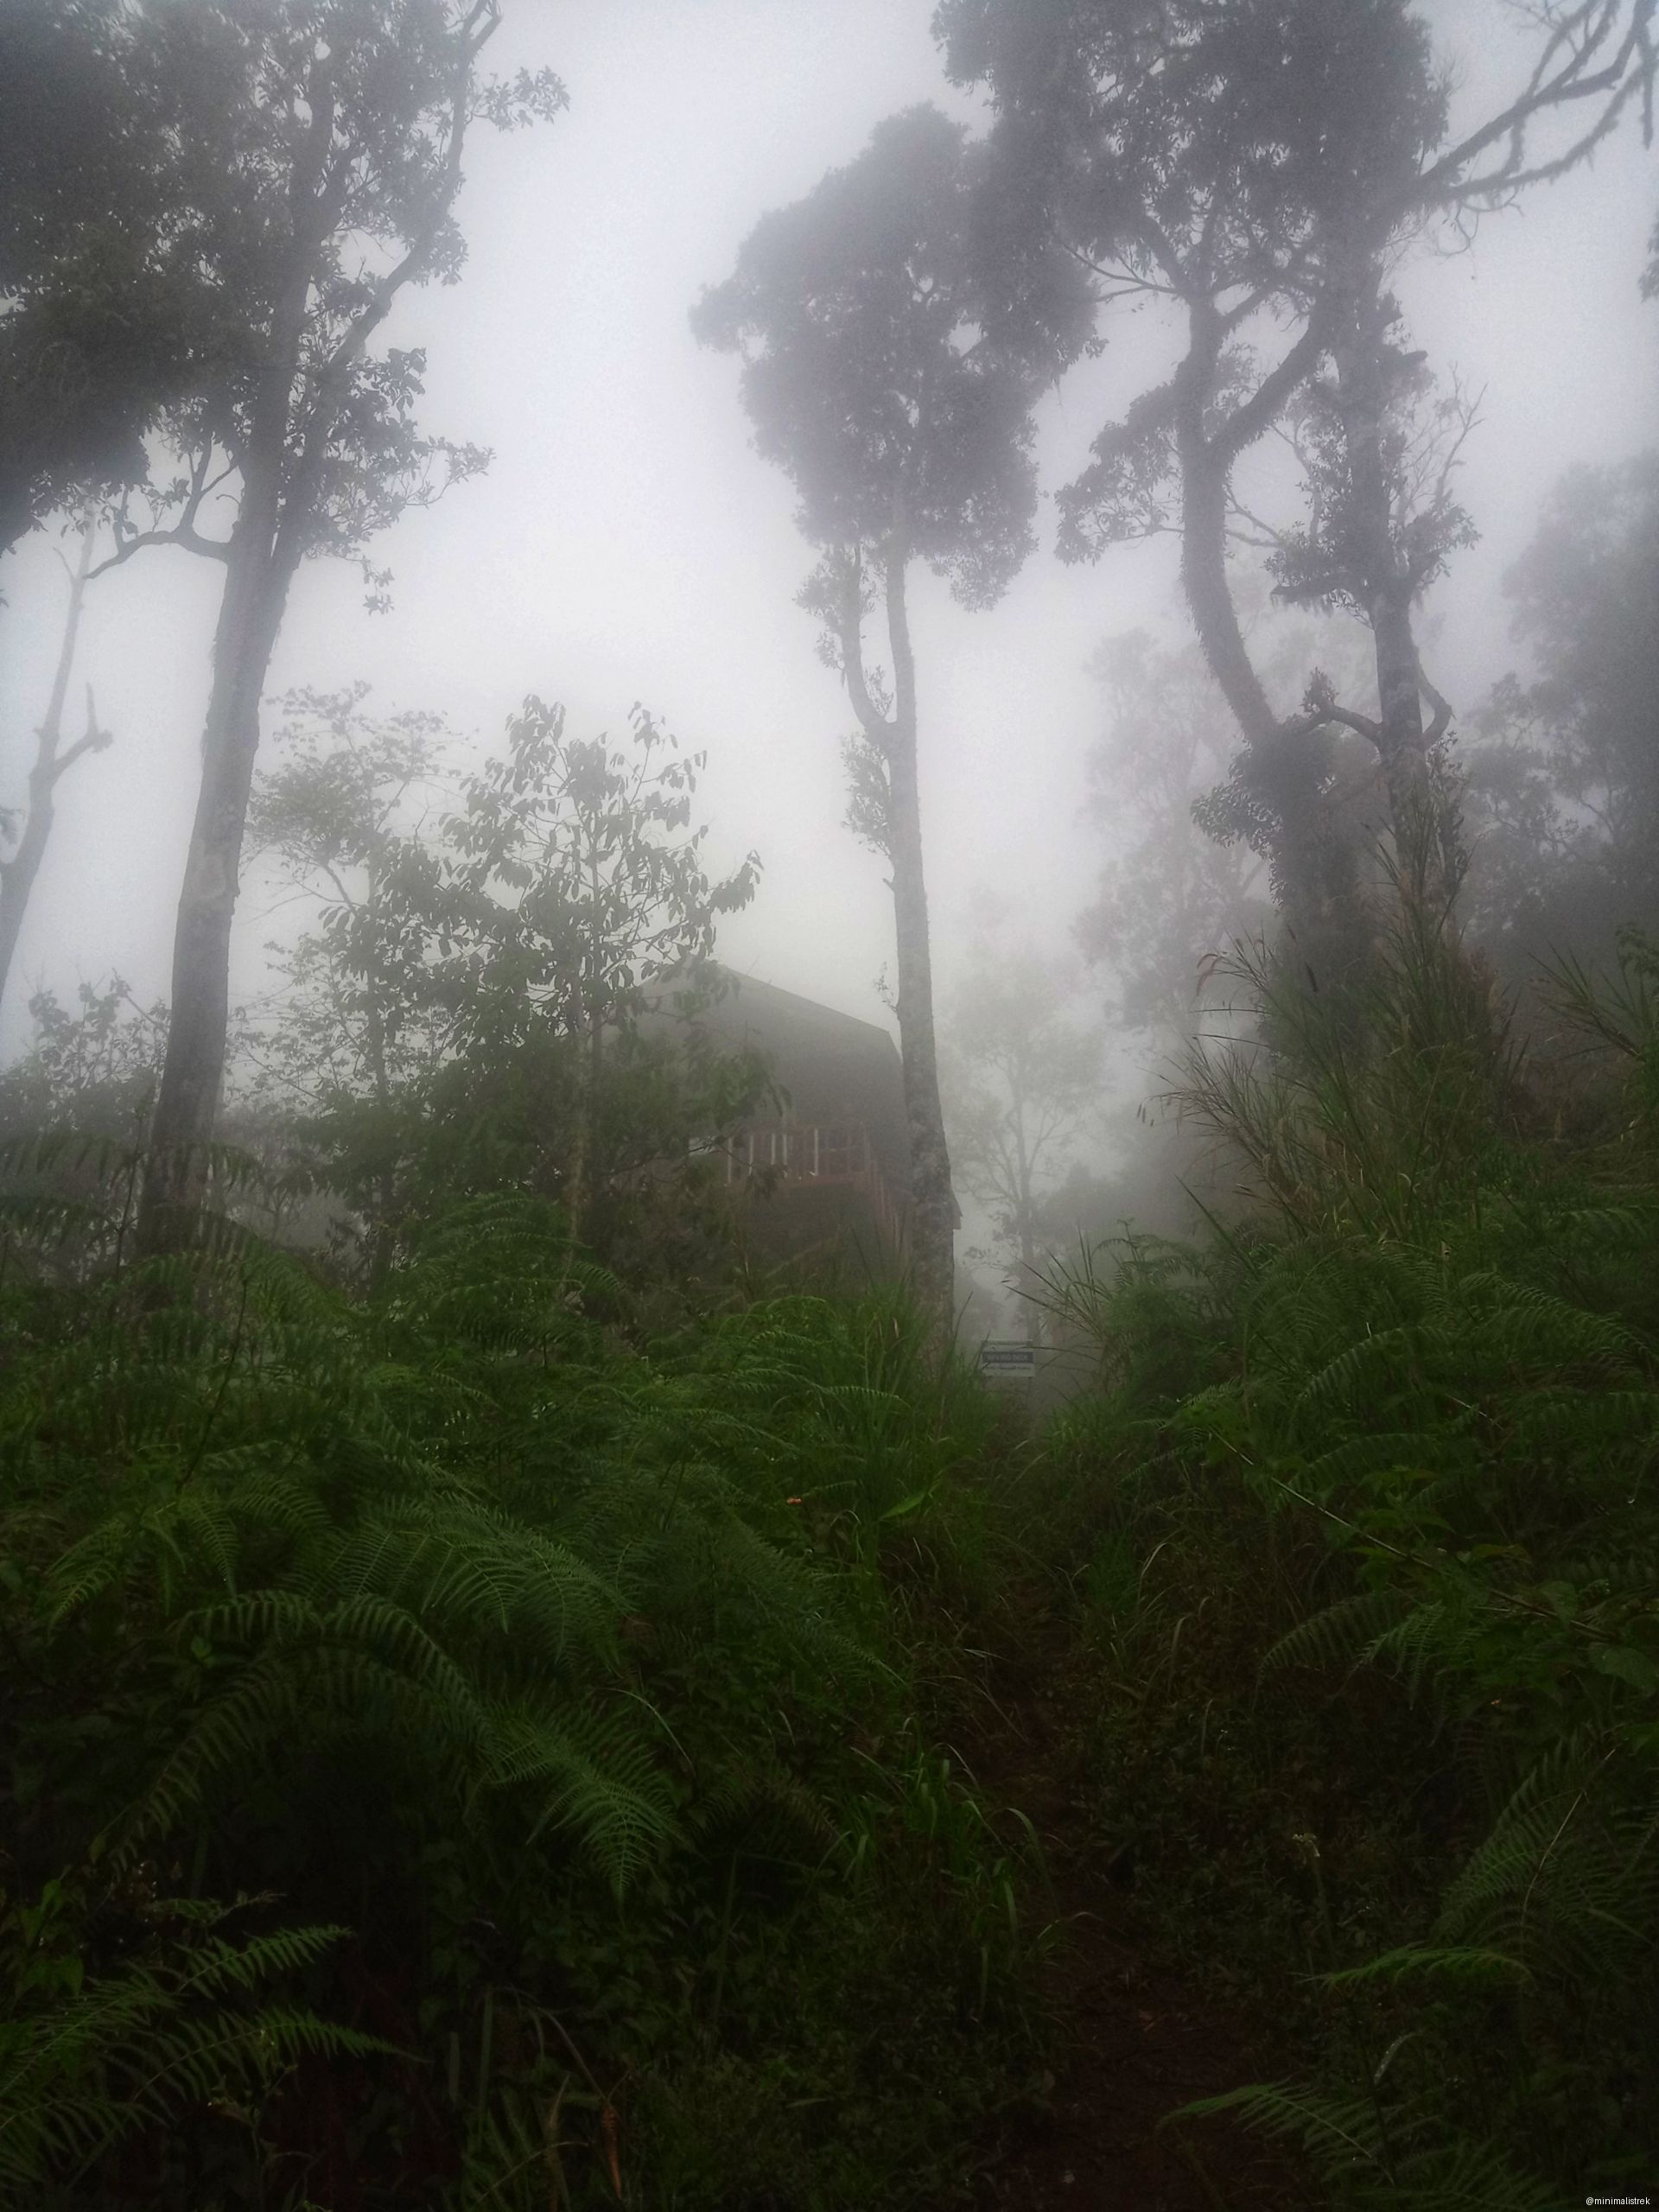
left=12, top=918, right=1659, bottom=2211
left=1007, top=920, right=1659, bottom=2210
left=0, top=1188, right=1047, bottom=2209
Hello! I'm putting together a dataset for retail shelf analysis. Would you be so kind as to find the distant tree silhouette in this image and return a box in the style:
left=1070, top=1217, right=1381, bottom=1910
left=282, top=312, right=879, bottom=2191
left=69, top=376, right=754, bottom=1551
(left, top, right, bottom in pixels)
left=941, top=0, right=1656, bottom=927
left=0, top=514, right=112, bottom=1013
left=693, top=104, right=1090, bottom=1338
left=941, top=930, right=1099, bottom=1328
left=79, top=1, right=563, bottom=1255
left=1464, top=453, right=1659, bottom=972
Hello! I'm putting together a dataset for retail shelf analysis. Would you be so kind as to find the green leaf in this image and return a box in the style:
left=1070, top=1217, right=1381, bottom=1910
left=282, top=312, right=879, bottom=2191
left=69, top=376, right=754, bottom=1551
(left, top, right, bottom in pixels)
left=880, top=1491, right=930, bottom=1522
left=1589, top=1644, right=1659, bottom=1694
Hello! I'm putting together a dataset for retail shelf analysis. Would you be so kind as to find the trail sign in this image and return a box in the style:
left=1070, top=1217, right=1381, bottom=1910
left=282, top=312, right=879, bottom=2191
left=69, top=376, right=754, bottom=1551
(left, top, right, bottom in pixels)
left=979, top=1341, right=1036, bottom=1379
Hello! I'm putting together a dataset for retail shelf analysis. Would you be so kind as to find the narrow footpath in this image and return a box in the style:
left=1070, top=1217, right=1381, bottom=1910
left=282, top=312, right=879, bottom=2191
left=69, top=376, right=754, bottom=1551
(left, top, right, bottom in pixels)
left=947, top=1624, right=1312, bottom=2212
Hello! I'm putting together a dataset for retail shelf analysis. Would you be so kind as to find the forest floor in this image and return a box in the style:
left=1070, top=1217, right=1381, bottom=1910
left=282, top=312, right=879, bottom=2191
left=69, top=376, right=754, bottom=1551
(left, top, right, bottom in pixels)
left=944, top=1612, right=1313, bottom=2212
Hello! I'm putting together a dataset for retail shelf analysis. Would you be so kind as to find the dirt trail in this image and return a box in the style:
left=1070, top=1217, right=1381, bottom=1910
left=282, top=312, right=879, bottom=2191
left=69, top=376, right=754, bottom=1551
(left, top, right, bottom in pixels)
left=948, top=1628, right=1311, bottom=2212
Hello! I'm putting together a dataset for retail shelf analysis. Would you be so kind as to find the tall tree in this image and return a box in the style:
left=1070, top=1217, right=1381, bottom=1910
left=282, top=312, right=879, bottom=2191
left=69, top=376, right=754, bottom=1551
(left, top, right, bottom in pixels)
left=89, top=0, right=563, bottom=1253
left=0, top=514, right=112, bottom=1009
left=940, top=0, right=1656, bottom=925
left=692, top=105, right=1090, bottom=1336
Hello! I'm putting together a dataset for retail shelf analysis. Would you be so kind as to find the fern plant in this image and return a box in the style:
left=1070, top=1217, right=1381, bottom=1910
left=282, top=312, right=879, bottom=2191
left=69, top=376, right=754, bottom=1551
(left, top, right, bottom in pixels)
left=0, top=1887, right=389, bottom=2204
left=1040, top=904, right=1659, bottom=2205
left=2, top=1171, right=1031, bottom=2205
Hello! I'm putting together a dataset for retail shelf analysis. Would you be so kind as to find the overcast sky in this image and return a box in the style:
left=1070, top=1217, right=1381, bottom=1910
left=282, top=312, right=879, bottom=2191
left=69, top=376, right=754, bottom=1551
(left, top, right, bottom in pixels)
left=1, top=0, right=1655, bottom=1059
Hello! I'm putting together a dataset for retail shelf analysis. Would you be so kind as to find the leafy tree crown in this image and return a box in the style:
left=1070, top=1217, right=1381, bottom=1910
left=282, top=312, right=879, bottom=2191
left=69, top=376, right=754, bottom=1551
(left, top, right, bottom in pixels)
left=693, top=103, right=1087, bottom=607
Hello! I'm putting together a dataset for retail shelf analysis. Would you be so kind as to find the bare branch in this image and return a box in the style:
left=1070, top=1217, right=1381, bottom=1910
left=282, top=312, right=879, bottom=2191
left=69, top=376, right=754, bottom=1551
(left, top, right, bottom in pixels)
left=50, top=728, right=114, bottom=783
left=1323, top=703, right=1388, bottom=747
left=1410, top=0, right=1654, bottom=213
left=1416, top=658, right=1455, bottom=745
left=1225, top=495, right=1292, bottom=553
left=88, top=522, right=232, bottom=577
left=1211, top=309, right=1333, bottom=466
left=90, top=442, right=233, bottom=575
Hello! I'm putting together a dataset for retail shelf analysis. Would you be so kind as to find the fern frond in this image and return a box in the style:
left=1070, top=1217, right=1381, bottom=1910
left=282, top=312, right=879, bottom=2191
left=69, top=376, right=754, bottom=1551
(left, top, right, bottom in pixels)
left=1320, top=1945, right=1530, bottom=1991
left=482, top=1703, right=681, bottom=1888
left=1262, top=1589, right=1412, bottom=1679
left=1166, top=2076, right=1386, bottom=2166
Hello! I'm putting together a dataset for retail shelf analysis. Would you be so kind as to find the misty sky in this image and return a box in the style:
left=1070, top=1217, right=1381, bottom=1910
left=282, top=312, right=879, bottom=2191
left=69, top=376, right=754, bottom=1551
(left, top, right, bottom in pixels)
left=1, top=0, right=1655, bottom=1062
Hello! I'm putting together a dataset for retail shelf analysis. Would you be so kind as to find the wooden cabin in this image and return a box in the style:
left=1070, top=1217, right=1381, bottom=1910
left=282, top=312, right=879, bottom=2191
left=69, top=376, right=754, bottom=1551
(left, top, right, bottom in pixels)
left=668, top=972, right=911, bottom=1274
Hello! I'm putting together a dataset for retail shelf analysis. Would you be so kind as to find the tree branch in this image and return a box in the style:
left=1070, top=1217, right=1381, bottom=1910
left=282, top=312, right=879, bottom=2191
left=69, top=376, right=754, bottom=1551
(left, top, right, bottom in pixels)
left=1211, top=309, right=1333, bottom=466
left=1224, top=493, right=1291, bottom=552
left=49, top=727, right=113, bottom=784
left=88, top=522, right=231, bottom=576
left=90, top=442, right=233, bottom=575
left=1324, top=703, right=1387, bottom=746
left=1409, top=0, right=1653, bottom=212
left=835, top=550, right=893, bottom=746
left=1416, top=658, right=1455, bottom=745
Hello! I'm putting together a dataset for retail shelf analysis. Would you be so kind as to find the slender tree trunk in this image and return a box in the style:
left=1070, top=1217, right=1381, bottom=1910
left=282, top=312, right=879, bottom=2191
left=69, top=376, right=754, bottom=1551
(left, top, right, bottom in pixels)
left=362, top=872, right=399, bottom=1295
left=137, top=523, right=295, bottom=1252
left=564, top=845, right=607, bottom=1246
left=1014, top=1147, right=1042, bottom=1347
left=881, top=545, right=956, bottom=1339
left=0, top=512, right=104, bottom=1010
left=367, top=1171, right=398, bottom=1294
left=135, top=114, right=324, bottom=1257
left=1176, top=416, right=1276, bottom=754
left=565, top=1008, right=604, bottom=1247
left=1179, top=420, right=1353, bottom=940
left=1328, top=252, right=1456, bottom=918
left=1175, top=375, right=1370, bottom=989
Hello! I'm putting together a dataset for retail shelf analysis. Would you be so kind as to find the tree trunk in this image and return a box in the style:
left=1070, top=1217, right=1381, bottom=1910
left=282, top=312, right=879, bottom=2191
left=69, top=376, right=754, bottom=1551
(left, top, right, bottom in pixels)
left=0, top=512, right=102, bottom=1010
left=1014, top=1146, right=1042, bottom=1347
left=137, top=522, right=294, bottom=1253
left=1177, top=420, right=1276, bottom=754
left=565, top=1009, right=604, bottom=1247
left=1329, top=254, right=1456, bottom=919
left=135, top=129, right=321, bottom=1257
left=1179, top=424, right=1351, bottom=936
left=362, top=871, right=399, bottom=1295
left=563, top=846, right=607, bottom=1248
left=1175, top=378, right=1368, bottom=986
left=882, top=546, right=957, bottom=1340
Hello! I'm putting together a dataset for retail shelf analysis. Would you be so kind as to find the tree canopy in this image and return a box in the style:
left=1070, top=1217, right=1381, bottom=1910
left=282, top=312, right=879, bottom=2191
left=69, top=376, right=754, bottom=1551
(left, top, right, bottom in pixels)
left=0, top=1, right=207, bottom=556
left=692, top=102, right=1088, bottom=607
left=941, top=0, right=1656, bottom=925
left=693, top=100, right=1090, bottom=1338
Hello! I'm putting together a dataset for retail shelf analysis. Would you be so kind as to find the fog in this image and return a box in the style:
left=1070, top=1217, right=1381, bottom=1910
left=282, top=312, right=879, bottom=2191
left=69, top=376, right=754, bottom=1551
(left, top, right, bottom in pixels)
left=1, top=0, right=1653, bottom=1059
left=8, top=13, right=1659, bottom=2194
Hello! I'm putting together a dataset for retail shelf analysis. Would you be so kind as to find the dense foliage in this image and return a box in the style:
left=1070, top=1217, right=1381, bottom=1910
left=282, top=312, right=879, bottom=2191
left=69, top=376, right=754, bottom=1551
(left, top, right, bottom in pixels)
left=4, top=2, right=1656, bottom=2206
left=1024, top=912, right=1659, bottom=2208
left=0, top=1179, right=1046, bottom=2207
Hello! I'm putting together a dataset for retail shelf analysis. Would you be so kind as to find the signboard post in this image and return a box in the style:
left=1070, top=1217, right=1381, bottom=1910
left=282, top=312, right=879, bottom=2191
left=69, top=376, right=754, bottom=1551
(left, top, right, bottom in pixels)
left=978, top=1340, right=1037, bottom=1382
